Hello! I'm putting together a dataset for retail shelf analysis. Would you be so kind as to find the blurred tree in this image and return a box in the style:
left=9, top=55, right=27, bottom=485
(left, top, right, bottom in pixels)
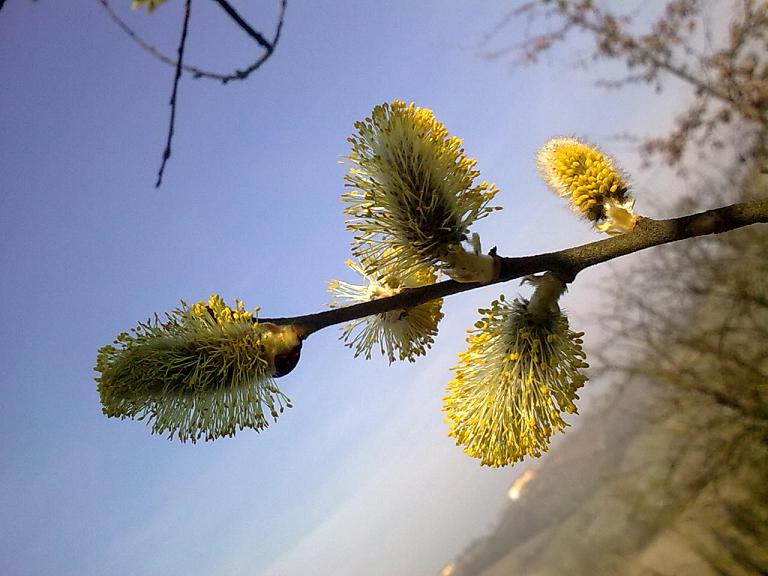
left=598, top=163, right=768, bottom=575
left=483, top=0, right=768, bottom=169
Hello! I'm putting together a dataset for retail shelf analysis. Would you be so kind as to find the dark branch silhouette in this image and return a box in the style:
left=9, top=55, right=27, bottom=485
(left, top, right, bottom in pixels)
left=98, top=0, right=288, bottom=187
left=260, top=199, right=768, bottom=336
left=155, top=0, right=191, bottom=188
left=211, top=0, right=273, bottom=52
left=97, top=0, right=287, bottom=83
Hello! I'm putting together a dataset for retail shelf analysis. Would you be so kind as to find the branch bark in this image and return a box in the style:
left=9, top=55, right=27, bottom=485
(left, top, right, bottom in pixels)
left=260, top=199, right=768, bottom=337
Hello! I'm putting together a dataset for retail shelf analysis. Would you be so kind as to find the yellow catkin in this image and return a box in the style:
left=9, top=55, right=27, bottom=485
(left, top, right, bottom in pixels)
left=95, top=295, right=301, bottom=442
left=537, top=137, right=636, bottom=234
left=444, top=296, right=588, bottom=467
left=343, top=100, right=501, bottom=277
left=328, top=255, right=443, bottom=363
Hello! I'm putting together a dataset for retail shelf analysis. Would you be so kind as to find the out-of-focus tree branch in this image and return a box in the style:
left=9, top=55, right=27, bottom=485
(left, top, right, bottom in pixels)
left=483, top=0, right=768, bottom=168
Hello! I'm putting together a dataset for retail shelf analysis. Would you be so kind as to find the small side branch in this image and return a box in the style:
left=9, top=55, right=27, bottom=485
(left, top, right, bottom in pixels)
left=155, top=0, right=192, bottom=188
left=260, top=199, right=768, bottom=336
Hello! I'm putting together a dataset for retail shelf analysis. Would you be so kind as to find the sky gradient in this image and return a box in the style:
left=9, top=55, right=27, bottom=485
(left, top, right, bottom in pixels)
left=0, top=2, right=683, bottom=575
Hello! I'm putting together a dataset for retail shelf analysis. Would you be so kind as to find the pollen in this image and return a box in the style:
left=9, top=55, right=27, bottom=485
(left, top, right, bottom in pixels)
left=443, top=296, right=588, bottom=467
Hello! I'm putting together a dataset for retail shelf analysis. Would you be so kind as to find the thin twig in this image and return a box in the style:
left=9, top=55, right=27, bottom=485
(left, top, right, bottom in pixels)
left=98, top=0, right=187, bottom=70
left=259, top=199, right=768, bottom=337
left=96, top=0, right=287, bottom=83
left=210, top=0, right=272, bottom=52
left=218, top=0, right=286, bottom=84
left=155, top=0, right=192, bottom=188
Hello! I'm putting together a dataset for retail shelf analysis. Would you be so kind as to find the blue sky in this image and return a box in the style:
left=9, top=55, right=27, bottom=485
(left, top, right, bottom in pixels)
left=0, top=1, right=681, bottom=575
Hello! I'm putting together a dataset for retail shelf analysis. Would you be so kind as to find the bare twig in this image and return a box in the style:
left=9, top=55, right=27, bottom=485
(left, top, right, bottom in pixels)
left=97, top=0, right=287, bottom=83
left=98, top=0, right=287, bottom=187
left=211, top=0, right=273, bottom=52
left=260, top=199, right=768, bottom=337
left=155, top=0, right=192, bottom=188
left=216, top=0, right=286, bottom=84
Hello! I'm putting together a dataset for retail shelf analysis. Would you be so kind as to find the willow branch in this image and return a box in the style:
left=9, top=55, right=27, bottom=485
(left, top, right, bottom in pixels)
left=260, top=199, right=768, bottom=337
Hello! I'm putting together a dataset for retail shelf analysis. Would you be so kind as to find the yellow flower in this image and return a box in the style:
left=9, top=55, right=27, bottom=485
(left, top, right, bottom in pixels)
left=537, top=137, right=636, bottom=234
left=444, top=292, right=588, bottom=467
left=95, top=295, right=302, bottom=442
left=343, top=101, right=501, bottom=280
left=328, top=257, right=443, bottom=363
